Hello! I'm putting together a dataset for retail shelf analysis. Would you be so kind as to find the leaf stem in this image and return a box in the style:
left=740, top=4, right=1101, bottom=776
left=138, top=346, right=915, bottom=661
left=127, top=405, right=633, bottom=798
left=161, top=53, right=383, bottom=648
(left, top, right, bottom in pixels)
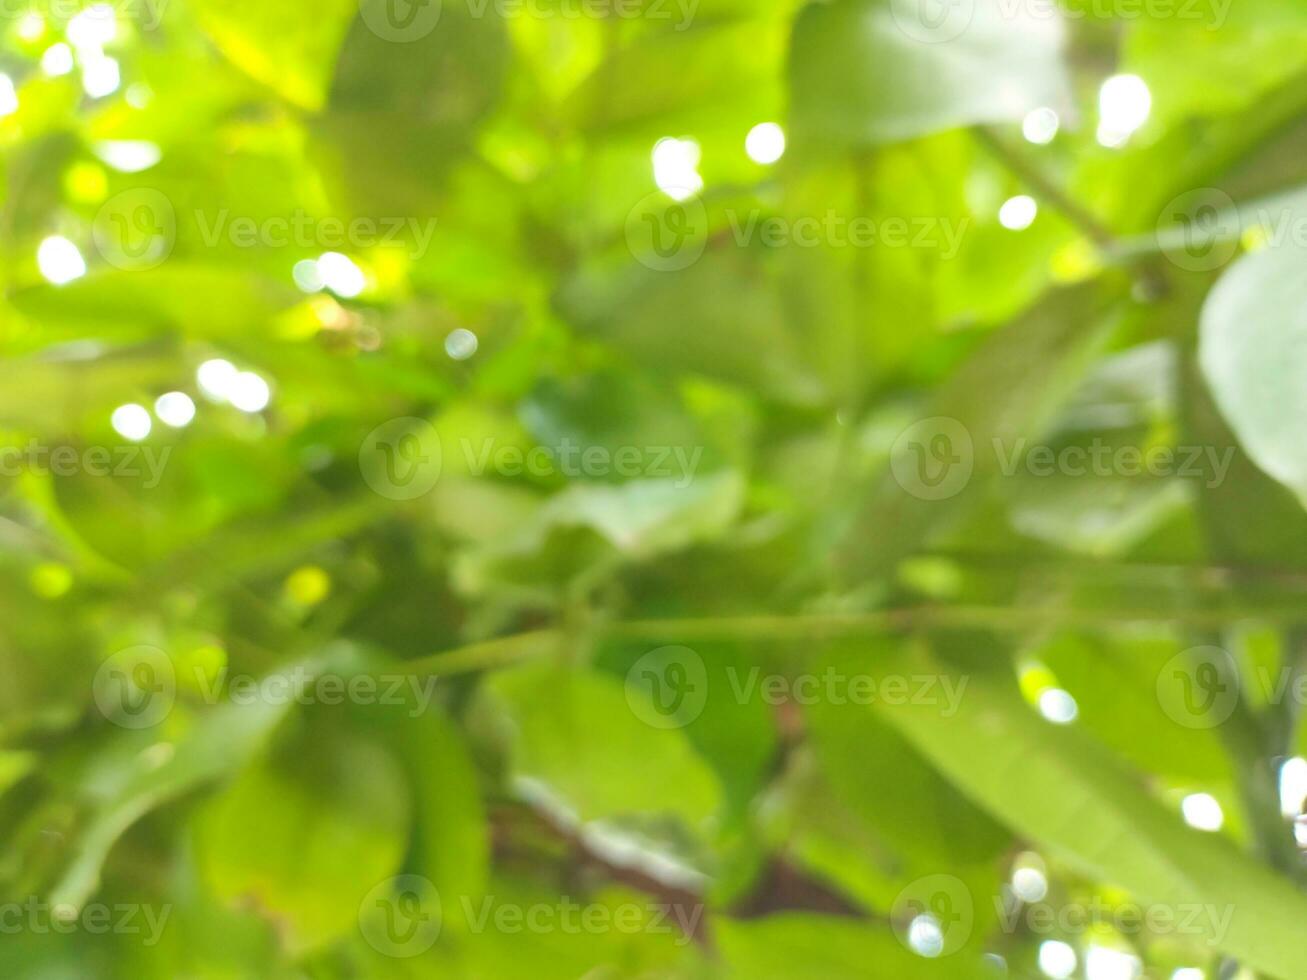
left=974, top=125, right=1117, bottom=251
left=401, top=605, right=1307, bottom=678
left=973, top=125, right=1170, bottom=297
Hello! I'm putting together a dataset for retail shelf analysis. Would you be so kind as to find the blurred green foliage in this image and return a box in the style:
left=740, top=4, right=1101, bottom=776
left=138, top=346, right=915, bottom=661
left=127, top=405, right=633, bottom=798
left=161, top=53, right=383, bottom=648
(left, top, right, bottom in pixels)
left=4, top=0, right=1307, bottom=977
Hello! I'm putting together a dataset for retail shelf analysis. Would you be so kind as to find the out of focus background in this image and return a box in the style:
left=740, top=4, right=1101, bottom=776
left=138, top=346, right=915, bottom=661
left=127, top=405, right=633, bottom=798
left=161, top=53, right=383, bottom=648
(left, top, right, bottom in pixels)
left=5, top=0, right=1307, bottom=977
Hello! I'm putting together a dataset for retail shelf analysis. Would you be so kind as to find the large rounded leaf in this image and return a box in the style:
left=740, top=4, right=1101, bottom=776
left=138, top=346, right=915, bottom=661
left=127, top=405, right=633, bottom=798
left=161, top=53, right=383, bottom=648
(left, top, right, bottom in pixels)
left=1200, top=239, right=1307, bottom=503
left=789, top=0, right=1071, bottom=146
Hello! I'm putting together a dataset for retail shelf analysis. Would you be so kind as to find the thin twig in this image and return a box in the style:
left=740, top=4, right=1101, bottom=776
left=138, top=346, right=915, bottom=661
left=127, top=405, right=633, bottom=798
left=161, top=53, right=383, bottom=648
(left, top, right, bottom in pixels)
left=973, top=125, right=1170, bottom=298
left=398, top=603, right=1307, bottom=679
left=974, top=126, right=1117, bottom=250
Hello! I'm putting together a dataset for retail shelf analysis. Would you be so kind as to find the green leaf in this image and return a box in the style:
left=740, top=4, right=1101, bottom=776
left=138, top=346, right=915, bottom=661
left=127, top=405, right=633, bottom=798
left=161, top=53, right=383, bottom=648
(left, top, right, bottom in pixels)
left=806, top=665, right=1009, bottom=868
left=455, top=471, right=746, bottom=597
left=485, top=662, right=721, bottom=824
left=49, top=686, right=303, bottom=912
left=558, top=251, right=828, bottom=405
left=717, top=914, right=974, bottom=979
left=9, top=267, right=302, bottom=344
left=0, top=750, right=36, bottom=798
left=190, top=0, right=358, bottom=109
left=194, top=723, right=410, bottom=953
left=344, top=679, right=490, bottom=931
left=565, top=16, right=785, bottom=135
left=838, top=282, right=1121, bottom=582
left=789, top=0, right=1070, bottom=146
left=1200, top=236, right=1307, bottom=505
left=519, top=369, right=706, bottom=480
left=877, top=637, right=1307, bottom=980
left=316, top=2, right=509, bottom=214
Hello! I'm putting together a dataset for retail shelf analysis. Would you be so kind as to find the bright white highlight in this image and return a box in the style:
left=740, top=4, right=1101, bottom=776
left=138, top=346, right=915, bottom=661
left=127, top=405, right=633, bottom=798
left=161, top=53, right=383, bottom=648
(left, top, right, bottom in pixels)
left=228, top=372, right=271, bottom=413
left=1039, top=939, right=1077, bottom=979
left=1000, top=195, right=1039, bottom=231
left=94, top=140, right=161, bottom=172
left=1086, top=946, right=1142, bottom=980
left=1181, top=792, right=1224, bottom=832
left=445, top=328, right=478, bottom=361
left=316, top=252, right=365, bottom=298
left=196, top=359, right=238, bottom=401
left=745, top=122, right=786, bottom=164
left=652, top=137, right=703, bottom=201
left=41, top=43, right=74, bottom=76
left=1012, top=866, right=1048, bottom=903
left=1279, top=756, right=1307, bottom=817
left=292, top=259, right=323, bottom=293
left=67, top=5, right=116, bottom=49
left=37, top=236, right=86, bottom=285
left=906, top=914, right=944, bottom=958
left=154, top=392, right=196, bottom=428
left=1038, top=687, right=1077, bottom=724
left=1023, top=107, right=1060, bottom=145
left=1098, top=74, right=1152, bottom=148
left=0, top=74, right=18, bottom=117
left=111, top=404, right=151, bottom=441
left=82, top=55, right=121, bottom=99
